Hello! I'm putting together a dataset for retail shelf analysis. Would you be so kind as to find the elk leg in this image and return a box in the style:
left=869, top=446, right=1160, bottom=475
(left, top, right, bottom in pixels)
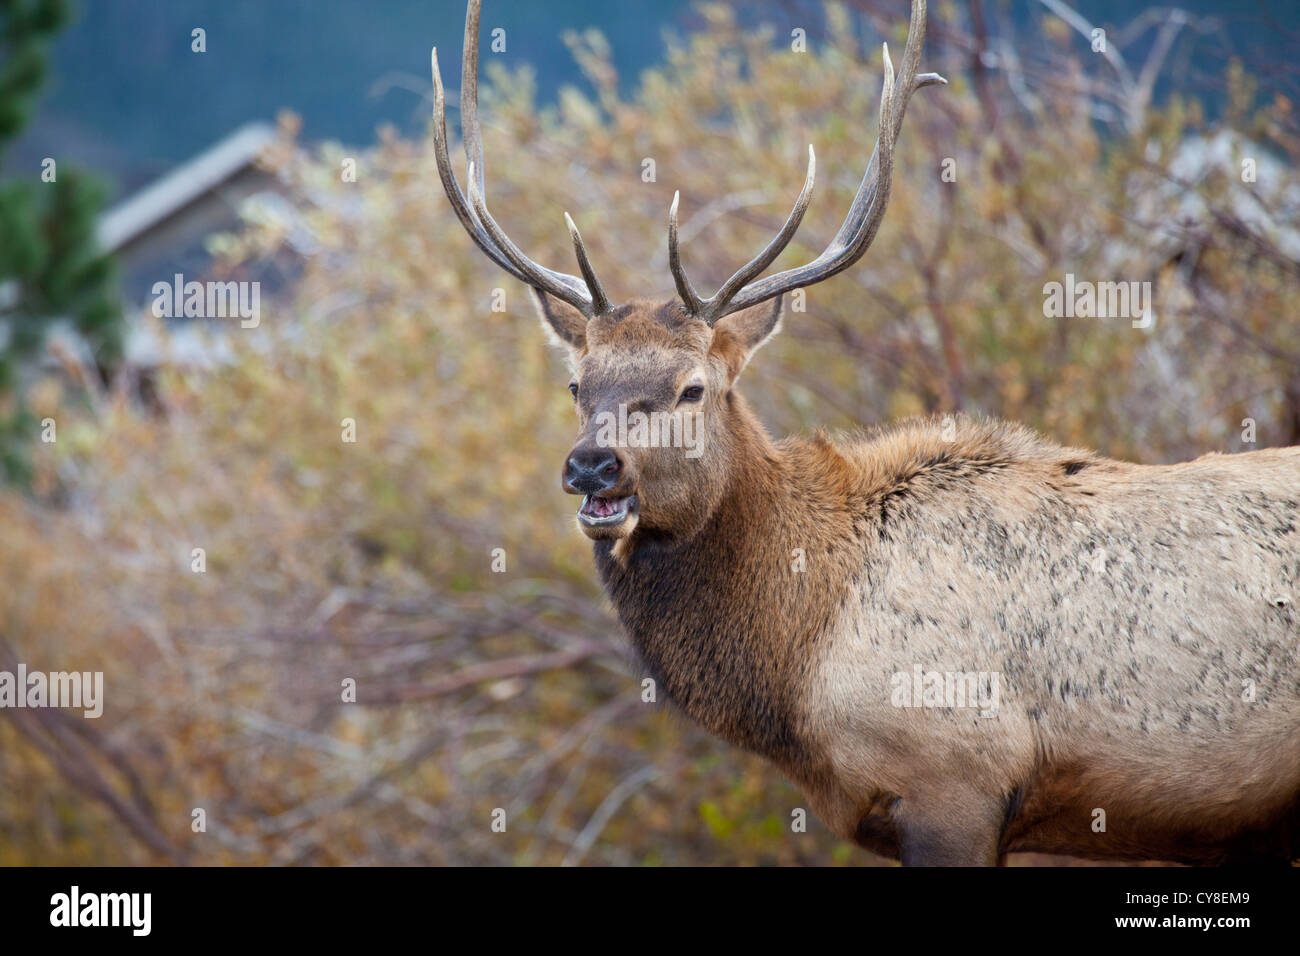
left=894, top=790, right=1006, bottom=866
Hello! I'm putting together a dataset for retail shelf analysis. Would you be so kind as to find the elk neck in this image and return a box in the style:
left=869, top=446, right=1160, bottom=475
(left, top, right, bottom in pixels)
left=592, top=387, right=860, bottom=777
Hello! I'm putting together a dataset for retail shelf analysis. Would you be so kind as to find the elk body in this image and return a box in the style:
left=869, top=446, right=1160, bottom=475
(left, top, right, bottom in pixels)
left=434, top=0, right=1300, bottom=864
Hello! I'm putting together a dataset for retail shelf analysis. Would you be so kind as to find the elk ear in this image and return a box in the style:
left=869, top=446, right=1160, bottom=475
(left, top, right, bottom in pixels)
left=711, top=296, right=783, bottom=379
left=529, top=288, right=587, bottom=355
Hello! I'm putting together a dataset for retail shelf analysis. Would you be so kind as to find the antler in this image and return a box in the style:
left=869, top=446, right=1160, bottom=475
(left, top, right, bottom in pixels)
left=431, top=0, right=611, bottom=316
left=669, top=0, right=946, bottom=326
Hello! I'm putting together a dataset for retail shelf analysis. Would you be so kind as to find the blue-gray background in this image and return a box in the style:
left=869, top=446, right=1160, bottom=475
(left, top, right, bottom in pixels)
left=7, top=0, right=1296, bottom=197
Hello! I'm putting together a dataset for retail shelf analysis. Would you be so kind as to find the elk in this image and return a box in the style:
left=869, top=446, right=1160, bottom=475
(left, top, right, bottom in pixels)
left=432, top=0, right=1300, bottom=864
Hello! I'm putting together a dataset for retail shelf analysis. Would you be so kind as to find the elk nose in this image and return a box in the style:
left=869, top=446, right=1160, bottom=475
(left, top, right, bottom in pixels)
left=564, top=447, right=621, bottom=495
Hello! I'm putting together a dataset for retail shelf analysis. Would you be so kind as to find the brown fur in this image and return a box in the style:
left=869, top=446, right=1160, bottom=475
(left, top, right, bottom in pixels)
left=539, top=294, right=1300, bottom=866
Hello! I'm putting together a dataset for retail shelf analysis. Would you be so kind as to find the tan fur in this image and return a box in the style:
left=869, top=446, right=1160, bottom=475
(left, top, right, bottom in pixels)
left=801, top=420, right=1300, bottom=863
left=539, top=295, right=1300, bottom=865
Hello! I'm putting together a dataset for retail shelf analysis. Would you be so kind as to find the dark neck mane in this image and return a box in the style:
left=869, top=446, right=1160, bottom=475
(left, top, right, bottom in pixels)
left=593, top=395, right=857, bottom=773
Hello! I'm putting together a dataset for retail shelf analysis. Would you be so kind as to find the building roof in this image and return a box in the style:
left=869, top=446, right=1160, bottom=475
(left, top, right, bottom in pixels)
left=97, top=121, right=275, bottom=254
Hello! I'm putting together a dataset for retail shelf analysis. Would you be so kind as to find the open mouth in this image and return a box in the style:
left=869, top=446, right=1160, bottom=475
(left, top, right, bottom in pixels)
left=578, top=494, right=636, bottom=526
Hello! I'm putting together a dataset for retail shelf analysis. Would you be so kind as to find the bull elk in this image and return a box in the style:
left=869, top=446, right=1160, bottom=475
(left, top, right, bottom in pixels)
left=432, top=0, right=1300, bottom=864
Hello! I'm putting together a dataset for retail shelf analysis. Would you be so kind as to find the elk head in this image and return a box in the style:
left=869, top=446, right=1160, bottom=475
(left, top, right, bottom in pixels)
left=432, top=0, right=944, bottom=544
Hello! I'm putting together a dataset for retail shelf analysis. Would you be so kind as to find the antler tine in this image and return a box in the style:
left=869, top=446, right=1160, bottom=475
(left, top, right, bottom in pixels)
left=466, top=165, right=592, bottom=306
left=431, top=47, right=529, bottom=284
left=679, top=0, right=945, bottom=322
left=668, top=191, right=705, bottom=315
left=460, top=0, right=486, bottom=204
left=564, top=213, right=611, bottom=315
left=675, top=146, right=817, bottom=327
left=431, top=0, right=611, bottom=317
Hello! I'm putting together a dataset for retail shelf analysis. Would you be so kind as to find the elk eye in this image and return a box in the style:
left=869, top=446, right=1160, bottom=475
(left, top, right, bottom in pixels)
left=678, top=385, right=704, bottom=404
left=568, top=383, right=579, bottom=401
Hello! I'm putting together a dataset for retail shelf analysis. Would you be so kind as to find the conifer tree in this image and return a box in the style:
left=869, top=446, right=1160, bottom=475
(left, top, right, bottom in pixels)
left=0, top=0, right=121, bottom=484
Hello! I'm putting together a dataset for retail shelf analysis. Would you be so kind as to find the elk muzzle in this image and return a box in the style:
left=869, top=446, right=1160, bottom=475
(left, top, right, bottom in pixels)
left=564, top=441, right=638, bottom=537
